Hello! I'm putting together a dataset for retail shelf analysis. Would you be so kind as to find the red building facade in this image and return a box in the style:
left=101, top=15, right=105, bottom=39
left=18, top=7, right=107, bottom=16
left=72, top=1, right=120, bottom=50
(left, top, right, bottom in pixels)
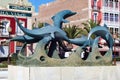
left=91, top=0, right=102, bottom=23
left=0, top=1, right=33, bottom=58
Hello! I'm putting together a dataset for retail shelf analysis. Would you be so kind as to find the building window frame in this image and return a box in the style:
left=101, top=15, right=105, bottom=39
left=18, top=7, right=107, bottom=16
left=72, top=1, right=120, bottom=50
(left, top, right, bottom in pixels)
left=110, top=27, right=114, bottom=34
left=115, top=0, right=118, bottom=8
left=0, top=19, right=10, bottom=36
left=16, top=20, right=24, bottom=36
left=110, top=13, right=114, bottom=21
left=93, top=12, right=98, bottom=23
left=115, top=28, right=118, bottom=34
left=109, top=0, right=113, bottom=8
left=93, top=0, right=97, bottom=7
left=115, top=14, right=118, bottom=22
left=104, top=0, right=108, bottom=7
left=104, top=13, right=109, bottom=21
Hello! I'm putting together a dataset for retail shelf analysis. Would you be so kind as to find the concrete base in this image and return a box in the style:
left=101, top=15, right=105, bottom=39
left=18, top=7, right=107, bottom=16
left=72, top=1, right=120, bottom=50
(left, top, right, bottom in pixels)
left=0, top=68, right=8, bottom=80
left=8, top=65, right=120, bottom=80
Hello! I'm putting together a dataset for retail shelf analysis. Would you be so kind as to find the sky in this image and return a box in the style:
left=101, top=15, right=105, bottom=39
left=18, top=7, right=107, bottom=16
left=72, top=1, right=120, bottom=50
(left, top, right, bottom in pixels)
left=28, top=0, right=55, bottom=12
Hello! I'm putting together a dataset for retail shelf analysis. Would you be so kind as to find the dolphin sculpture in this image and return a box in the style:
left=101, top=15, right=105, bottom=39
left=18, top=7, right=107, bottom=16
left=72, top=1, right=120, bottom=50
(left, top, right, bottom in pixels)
left=83, top=24, right=114, bottom=50
left=14, top=10, right=76, bottom=38
left=51, top=10, right=76, bottom=28
left=12, top=10, right=77, bottom=57
left=69, top=36, right=93, bottom=46
left=13, top=11, right=77, bottom=43
left=14, top=17, right=68, bottom=40
left=8, top=23, right=52, bottom=44
left=69, top=36, right=103, bottom=49
left=10, top=35, right=40, bottom=43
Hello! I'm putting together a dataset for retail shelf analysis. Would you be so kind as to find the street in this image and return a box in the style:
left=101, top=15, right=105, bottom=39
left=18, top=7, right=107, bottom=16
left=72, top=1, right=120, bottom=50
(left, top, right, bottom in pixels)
left=0, top=68, right=8, bottom=80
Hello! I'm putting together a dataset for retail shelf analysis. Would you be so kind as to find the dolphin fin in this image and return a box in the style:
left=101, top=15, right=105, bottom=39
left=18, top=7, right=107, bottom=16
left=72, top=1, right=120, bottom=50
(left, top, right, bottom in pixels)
left=103, top=24, right=108, bottom=29
left=51, top=33, right=55, bottom=39
left=44, top=23, right=50, bottom=26
left=51, top=16, right=55, bottom=20
left=92, top=36, right=100, bottom=47
left=62, top=19, right=69, bottom=23
left=106, top=33, right=109, bottom=40
left=81, top=40, right=90, bottom=48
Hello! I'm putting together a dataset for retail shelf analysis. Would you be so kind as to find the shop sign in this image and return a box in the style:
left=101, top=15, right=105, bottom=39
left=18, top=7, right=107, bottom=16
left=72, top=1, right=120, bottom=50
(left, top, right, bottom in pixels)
left=9, top=5, right=31, bottom=11
left=0, top=10, right=32, bottom=17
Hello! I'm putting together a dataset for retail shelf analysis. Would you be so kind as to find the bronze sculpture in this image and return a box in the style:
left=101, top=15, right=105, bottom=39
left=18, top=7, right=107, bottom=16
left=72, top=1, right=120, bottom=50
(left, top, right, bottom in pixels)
left=9, top=10, right=114, bottom=66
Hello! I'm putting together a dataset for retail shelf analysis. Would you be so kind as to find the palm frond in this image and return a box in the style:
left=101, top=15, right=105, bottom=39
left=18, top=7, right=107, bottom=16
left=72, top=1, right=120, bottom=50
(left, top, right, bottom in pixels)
left=63, top=25, right=81, bottom=39
left=82, top=19, right=101, bottom=38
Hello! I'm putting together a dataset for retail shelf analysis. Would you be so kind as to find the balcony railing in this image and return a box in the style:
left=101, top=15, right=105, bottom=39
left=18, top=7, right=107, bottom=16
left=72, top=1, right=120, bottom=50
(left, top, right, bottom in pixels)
left=92, top=5, right=101, bottom=12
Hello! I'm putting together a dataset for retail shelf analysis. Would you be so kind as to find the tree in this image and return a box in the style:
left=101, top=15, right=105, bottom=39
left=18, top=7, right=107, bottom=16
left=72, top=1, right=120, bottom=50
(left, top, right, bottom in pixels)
left=63, top=24, right=81, bottom=39
left=82, top=19, right=101, bottom=38
left=38, top=22, right=44, bottom=28
left=62, top=24, right=82, bottom=49
left=32, top=22, right=44, bottom=29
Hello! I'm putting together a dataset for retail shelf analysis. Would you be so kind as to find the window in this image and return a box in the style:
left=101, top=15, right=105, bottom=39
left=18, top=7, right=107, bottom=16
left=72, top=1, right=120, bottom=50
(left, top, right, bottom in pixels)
left=115, top=0, right=118, bottom=8
left=93, top=0, right=97, bottom=7
left=110, top=13, right=114, bottom=21
left=93, top=13, right=97, bottom=23
left=1, top=20, right=10, bottom=36
left=109, top=0, right=113, bottom=7
left=115, top=28, right=118, bottom=34
left=104, top=0, right=108, bottom=7
left=0, top=46, right=9, bottom=57
left=115, top=14, right=118, bottom=22
left=104, top=13, right=109, bottom=21
left=16, top=20, right=24, bottom=35
left=110, top=27, right=113, bottom=34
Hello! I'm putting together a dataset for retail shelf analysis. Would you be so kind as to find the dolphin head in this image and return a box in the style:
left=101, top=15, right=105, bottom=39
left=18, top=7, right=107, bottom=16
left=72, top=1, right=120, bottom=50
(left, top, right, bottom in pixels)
left=62, top=10, right=77, bottom=19
left=52, top=10, right=76, bottom=28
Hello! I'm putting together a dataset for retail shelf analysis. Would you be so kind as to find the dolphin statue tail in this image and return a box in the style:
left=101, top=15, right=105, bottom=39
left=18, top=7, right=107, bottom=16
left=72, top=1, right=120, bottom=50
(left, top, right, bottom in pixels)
left=14, top=17, right=34, bottom=36
left=69, top=36, right=88, bottom=46
left=14, top=17, right=54, bottom=38
left=92, top=36, right=101, bottom=47
left=14, top=17, right=42, bottom=37
left=81, top=40, right=90, bottom=49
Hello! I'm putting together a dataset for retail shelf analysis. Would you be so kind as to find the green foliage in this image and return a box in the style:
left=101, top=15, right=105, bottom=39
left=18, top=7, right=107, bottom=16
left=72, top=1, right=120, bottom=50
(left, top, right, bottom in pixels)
left=115, top=57, right=120, bottom=61
left=82, top=19, right=100, bottom=33
left=32, top=22, right=44, bottom=29
left=10, top=53, right=18, bottom=65
left=38, top=22, right=44, bottom=28
left=32, top=23, right=35, bottom=28
left=82, top=19, right=101, bottom=38
left=63, top=25, right=81, bottom=39
left=0, top=61, right=8, bottom=68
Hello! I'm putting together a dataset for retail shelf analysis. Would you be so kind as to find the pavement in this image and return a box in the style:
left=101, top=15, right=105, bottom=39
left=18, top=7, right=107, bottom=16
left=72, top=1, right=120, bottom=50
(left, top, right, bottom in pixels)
left=116, top=61, right=120, bottom=66
left=0, top=68, right=8, bottom=80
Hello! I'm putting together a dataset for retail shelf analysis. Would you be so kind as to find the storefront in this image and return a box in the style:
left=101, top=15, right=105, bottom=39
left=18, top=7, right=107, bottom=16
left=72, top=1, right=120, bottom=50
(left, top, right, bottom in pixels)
left=0, top=2, right=33, bottom=58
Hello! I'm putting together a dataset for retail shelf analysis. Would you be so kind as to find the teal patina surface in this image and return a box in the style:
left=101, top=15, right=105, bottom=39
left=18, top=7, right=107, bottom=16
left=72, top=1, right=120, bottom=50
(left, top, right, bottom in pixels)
left=10, top=10, right=114, bottom=66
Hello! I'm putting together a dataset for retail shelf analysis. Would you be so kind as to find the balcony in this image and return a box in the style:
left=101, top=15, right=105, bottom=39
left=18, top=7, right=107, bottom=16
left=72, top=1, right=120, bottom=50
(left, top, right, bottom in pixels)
left=92, top=5, right=101, bottom=12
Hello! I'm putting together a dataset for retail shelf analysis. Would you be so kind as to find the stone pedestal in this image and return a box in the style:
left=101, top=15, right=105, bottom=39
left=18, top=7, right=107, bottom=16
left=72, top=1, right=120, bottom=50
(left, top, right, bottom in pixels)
left=8, top=65, right=120, bottom=80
